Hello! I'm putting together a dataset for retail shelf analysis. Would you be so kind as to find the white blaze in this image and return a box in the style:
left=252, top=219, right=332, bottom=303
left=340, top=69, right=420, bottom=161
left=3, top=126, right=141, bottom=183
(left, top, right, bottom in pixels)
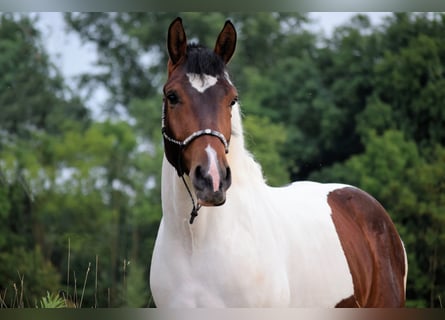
left=187, top=73, right=218, bottom=93
left=205, top=144, right=220, bottom=192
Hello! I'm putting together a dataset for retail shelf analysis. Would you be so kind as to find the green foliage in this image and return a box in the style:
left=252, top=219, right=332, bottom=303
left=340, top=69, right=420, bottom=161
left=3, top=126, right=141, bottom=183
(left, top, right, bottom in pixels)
left=124, top=262, right=149, bottom=307
left=243, top=115, right=289, bottom=186
left=0, top=13, right=160, bottom=307
left=0, top=246, right=60, bottom=307
left=0, top=14, right=88, bottom=137
left=374, top=31, right=445, bottom=148
left=38, top=291, right=66, bottom=308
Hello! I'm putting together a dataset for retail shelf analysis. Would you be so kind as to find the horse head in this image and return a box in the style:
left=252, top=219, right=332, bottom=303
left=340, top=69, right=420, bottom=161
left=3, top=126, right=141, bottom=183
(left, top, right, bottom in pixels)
left=162, top=17, right=237, bottom=207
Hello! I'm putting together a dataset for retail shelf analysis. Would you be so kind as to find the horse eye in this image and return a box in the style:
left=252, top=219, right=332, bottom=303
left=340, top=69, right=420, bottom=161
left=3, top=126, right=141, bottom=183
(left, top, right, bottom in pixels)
left=166, top=92, right=179, bottom=105
left=230, top=97, right=238, bottom=107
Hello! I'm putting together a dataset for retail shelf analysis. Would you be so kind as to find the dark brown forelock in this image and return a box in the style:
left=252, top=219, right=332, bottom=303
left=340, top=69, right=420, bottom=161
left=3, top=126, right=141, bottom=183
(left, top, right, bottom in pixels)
left=185, top=44, right=226, bottom=77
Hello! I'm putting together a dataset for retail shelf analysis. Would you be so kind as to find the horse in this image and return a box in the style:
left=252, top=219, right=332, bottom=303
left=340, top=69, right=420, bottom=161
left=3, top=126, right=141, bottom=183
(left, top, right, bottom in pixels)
left=150, top=17, right=408, bottom=307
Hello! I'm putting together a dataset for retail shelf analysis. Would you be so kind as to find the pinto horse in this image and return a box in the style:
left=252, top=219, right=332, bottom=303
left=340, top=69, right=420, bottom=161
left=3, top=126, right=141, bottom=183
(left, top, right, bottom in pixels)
left=150, top=17, right=407, bottom=307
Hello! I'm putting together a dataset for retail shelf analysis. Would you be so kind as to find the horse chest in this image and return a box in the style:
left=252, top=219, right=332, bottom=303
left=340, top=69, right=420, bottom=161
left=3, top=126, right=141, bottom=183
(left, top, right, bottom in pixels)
left=151, top=220, right=290, bottom=307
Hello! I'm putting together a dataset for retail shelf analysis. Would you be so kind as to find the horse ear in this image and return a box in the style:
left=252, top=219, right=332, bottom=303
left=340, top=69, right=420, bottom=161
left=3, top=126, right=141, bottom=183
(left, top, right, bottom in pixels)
left=214, top=20, right=237, bottom=64
left=167, top=17, right=187, bottom=65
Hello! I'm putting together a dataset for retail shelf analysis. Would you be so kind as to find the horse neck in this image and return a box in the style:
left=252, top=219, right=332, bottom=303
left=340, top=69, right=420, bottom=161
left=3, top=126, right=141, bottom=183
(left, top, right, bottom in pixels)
left=160, top=103, right=266, bottom=240
left=226, top=103, right=265, bottom=186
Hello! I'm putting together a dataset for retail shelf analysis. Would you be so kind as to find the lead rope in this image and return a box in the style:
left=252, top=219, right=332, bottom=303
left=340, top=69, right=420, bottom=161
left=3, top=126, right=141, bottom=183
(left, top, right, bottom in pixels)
left=176, top=146, right=201, bottom=225
left=181, top=175, right=201, bottom=224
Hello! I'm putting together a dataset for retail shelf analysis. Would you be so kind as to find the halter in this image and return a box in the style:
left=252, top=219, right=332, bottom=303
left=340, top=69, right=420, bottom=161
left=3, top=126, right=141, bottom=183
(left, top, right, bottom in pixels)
left=161, top=102, right=230, bottom=224
left=161, top=103, right=230, bottom=154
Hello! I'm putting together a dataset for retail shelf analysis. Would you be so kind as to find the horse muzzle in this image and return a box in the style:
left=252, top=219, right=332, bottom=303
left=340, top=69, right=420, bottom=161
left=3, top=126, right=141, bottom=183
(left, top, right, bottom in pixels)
left=192, top=164, right=231, bottom=206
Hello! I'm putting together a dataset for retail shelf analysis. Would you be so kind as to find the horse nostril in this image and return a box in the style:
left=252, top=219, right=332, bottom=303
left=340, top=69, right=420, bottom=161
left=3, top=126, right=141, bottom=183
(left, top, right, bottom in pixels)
left=194, top=165, right=204, bottom=180
left=193, top=165, right=208, bottom=190
left=225, top=166, right=231, bottom=183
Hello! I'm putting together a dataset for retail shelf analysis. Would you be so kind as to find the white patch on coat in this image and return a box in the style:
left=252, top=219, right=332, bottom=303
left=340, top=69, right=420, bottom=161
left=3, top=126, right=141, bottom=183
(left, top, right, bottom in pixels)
left=205, top=144, right=220, bottom=192
left=187, top=73, right=218, bottom=93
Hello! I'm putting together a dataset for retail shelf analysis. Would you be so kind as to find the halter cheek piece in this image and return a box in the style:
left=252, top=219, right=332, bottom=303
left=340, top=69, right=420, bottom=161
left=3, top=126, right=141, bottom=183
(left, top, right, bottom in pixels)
left=161, top=102, right=230, bottom=224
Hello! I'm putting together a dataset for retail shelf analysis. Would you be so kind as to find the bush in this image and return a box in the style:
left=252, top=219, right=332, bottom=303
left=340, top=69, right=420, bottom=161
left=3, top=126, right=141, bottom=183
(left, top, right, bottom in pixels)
left=0, top=246, right=60, bottom=307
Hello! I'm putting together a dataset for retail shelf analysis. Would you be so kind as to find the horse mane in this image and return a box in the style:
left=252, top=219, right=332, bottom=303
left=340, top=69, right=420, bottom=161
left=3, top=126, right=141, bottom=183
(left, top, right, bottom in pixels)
left=185, top=43, right=226, bottom=77
left=229, top=103, right=266, bottom=185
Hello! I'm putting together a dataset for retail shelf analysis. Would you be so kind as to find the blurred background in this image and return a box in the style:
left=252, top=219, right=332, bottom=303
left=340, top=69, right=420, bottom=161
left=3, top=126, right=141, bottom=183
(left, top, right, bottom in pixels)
left=0, top=12, right=443, bottom=308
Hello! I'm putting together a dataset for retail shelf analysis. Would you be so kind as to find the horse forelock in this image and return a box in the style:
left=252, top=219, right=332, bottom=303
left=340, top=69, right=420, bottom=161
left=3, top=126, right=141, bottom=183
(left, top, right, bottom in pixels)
left=185, top=44, right=226, bottom=77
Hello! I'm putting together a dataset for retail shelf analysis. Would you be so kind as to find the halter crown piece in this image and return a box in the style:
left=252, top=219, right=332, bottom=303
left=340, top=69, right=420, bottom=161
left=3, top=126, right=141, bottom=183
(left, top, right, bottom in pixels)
left=161, top=102, right=230, bottom=224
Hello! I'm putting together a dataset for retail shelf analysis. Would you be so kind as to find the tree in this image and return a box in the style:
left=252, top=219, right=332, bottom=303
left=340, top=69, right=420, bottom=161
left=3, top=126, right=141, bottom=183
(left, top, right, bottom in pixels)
left=243, top=115, right=289, bottom=186
left=374, top=31, right=445, bottom=148
left=0, top=14, right=88, bottom=137
left=0, top=13, right=88, bottom=305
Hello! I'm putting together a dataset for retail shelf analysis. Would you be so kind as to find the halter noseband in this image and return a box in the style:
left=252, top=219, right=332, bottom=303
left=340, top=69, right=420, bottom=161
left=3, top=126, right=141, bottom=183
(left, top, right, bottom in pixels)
left=161, top=103, right=230, bottom=154
left=162, top=127, right=229, bottom=154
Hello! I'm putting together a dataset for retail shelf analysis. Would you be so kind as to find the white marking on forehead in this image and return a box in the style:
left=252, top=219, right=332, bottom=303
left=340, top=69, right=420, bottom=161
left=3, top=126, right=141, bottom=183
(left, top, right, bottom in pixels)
left=205, top=144, right=220, bottom=192
left=187, top=73, right=218, bottom=93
